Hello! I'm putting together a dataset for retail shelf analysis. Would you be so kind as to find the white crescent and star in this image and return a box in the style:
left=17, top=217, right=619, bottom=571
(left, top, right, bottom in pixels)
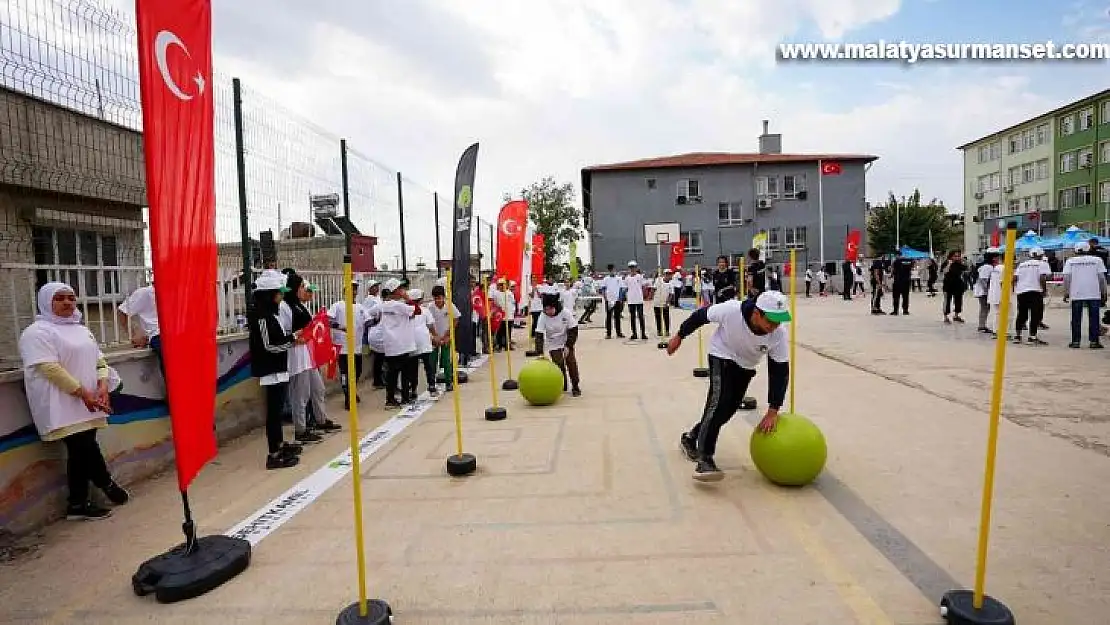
left=501, top=219, right=521, bottom=237
left=155, top=30, right=206, bottom=101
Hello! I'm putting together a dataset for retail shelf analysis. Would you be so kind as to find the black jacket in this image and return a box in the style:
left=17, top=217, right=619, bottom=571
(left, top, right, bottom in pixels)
left=942, top=260, right=968, bottom=292
left=712, top=267, right=738, bottom=299
left=249, top=311, right=295, bottom=378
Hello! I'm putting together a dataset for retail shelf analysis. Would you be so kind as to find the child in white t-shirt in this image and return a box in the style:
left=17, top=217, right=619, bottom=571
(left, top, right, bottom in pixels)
left=536, top=292, right=581, bottom=396
left=406, top=289, right=439, bottom=398
left=373, top=278, right=417, bottom=407
left=428, top=285, right=461, bottom=391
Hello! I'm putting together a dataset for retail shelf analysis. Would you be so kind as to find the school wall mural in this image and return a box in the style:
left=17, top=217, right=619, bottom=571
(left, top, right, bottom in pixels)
left=0, top=338, right=258, bottom=534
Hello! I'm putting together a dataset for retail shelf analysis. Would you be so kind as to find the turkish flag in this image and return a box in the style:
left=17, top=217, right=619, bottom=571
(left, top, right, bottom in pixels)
left=471, top=286, right=487, bottom=318
left=135, top=0, right=216, bottom=491
left=820, top=161, right=842, bottom=176
left=990, top=228, right=1001, bottom=248
left=496, top=200, right=529, bottom=302
left=490, top=302, right=505, bottom=334
left=845, top=229, right=861, bottom=262
left=306, top=309, right=335, bottom=369
left=669, top=240, right=685, bottom=270
left=531, top=234, right=545, bottom=283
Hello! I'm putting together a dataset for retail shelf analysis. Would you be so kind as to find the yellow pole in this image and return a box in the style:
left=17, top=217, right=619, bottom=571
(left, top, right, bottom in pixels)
left=739, top=257, right=746, bottom=298
left=445, top=270, right=465, bottom=456
left=694, top=264, right=705, bottom=367
left=482, top=276, right=499, bottom=408
left=504, top=298, right=515, bottom=378
left=789, top=249, right=797, bottom=414
left=342, top=259, right=368, bottom=616
left=972, top=224, right=1017, bottom=609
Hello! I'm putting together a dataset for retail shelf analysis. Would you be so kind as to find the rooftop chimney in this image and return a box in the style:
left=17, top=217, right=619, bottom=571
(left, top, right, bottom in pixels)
left=759, top=119, right=781, bottom=155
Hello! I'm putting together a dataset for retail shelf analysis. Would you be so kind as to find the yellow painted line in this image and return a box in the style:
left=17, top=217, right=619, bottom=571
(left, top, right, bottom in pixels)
left=779, top=498, right=895, bottom=625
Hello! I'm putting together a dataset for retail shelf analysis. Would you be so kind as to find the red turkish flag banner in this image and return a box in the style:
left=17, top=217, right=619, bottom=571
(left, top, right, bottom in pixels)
left=471, top=286, right=487, bottom=319
left=495, top=200, right=529, bottom=302
left=820, top=161, right=842, bottom=176
left=306, top=309, right=335, bottom=369
left=845, top=229, right=861, bottom=262
left=669, top=240, right=685, bottom=269
left=531, top=234, right=545, bottom=283
left=990, top=228, right=1001, bottom=248
left=135, top=0, right=216, bottom=491
left=490, top=302, right=505, bottom=334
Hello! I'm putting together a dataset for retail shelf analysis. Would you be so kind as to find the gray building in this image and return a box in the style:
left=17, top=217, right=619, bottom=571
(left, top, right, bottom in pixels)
left=581, top=122, right=878, bottom=273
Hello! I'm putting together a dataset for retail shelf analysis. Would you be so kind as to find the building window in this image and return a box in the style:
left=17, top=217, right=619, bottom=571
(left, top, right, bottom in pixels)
left=978, top=145, right=990, bottom=163
left=990, top=141, right=1001, bottom=160
left=768, top=227, right=782, bottom=249
left=1079, top=107, right=1094, bottom=131
left=680, top=230, right=703, bottom=255
left=646, top=178, right=657, bottom=190
left=1058, top=187, right=1091, bottom=208
left=1007, top=198, right=1020, bottom=215
left=977, top=175, right=988, bottom=194
left=1060, top=151, right=1077, bottom=173
left=1022, top=129, right=1034, bottom=150
left=1061, top=115, right=1075, bottom=135
left=1008, top=133, right=1021, bottom=154
left=784, top=226, right=807, bottom=248
left=756, top=175, right=779, bottom=198
left=977, top=205, right=988, bottom=220
left=1102, top=101, right=1110, bottom=124
left=782, top=174, right=804, bottom=199
left=1034, top=194, right=1048, bottom=210
left=1020, top=163, right=1034, bottom=184
left=1036, top=123, right=1049, bottom=145
left=1100, top=181, right=1110, bottom=204
left=1035, top=159, right=1049, bottom=180
left=1080, top=147, right=1094, bottom=168
left=1007, top=166, right=1021, bottom=187
left=31, top=227, right=121, bottom=298
left=987, top=203, right=1000, bottom=218
left=676, top=179, right=701, bottom=203
left=978, top=235, right=989, bottom=250
left=718, top=202, right=744, bottom=226
left=1021, top=196, right=1032, bottom=212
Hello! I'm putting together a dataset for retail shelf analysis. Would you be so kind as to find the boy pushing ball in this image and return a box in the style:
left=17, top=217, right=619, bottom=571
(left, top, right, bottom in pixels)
left=535, top=292, right=582, bottom=397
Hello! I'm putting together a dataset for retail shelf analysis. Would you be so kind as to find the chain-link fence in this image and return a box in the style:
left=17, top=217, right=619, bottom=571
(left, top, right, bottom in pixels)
left=0, top=0, right=459, bottom=369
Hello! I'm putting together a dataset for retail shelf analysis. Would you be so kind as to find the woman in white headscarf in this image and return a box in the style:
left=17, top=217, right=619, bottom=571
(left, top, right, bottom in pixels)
left=19, top=282, right=130, bottom=521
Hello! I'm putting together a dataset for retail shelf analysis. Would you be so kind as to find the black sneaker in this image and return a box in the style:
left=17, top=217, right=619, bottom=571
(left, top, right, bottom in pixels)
left=693, top=457, right=724, bottom=482
left=1012, top=335, right=1023, bottom=344
left=295, top=431, right=323, bottom=444
left=1069, top=342, right=1081, bottom=349
left=316, top=420, right=342, bottom=432
left=679, top=433, right=698, bottom=462
left=266, top=453, right=300, bottom=470
left=429, top=387, right=440, bottom=397
left=281, top=442, right=303, bottom=456
left=102, top=481, right=130, bottom=506
left=571, top=387, right=581, bottom=397
left=1091, top=342, right=1104, bottom=349
left=66, top=502, right=112, bottom=521
left=385, top=400, right=401, bottom=409
left=1027, top=336, right=1047, bottom=345
left=953, top=316, right=965, bottom=323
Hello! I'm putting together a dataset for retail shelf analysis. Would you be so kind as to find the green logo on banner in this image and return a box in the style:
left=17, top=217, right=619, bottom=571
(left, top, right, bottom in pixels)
left=457, top=185, right=472, bottom=210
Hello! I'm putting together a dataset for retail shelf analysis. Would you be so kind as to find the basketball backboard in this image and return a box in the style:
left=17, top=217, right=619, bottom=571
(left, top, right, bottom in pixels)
left=644, top=222, right=680, bottom=245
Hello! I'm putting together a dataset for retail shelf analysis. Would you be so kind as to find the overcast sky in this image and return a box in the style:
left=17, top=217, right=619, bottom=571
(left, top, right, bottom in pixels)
left=23, top=0, right=1110, bottom=260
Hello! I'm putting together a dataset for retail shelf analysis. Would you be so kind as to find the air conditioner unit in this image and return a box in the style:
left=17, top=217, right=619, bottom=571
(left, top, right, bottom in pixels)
left=796, top=190, right=808, bottom=200
left=689, top=195, right=702, bottom=203
left=1003, top=185, right=1014, bottom=193
left=972, top=215, right=982, bottom=222
left=1081, top=154, right=1093, bottom=167
left=974, top=192, right=984, bottom=199
left=757, top=199, right=772, bottom=210
left=676, top=196, right=688, bottom=205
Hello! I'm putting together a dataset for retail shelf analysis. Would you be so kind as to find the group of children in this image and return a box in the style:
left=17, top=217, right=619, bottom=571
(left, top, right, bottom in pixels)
left=247, top=268, right=460, bottom=470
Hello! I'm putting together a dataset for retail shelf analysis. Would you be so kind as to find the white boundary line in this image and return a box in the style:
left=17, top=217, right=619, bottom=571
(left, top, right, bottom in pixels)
left=225, top=355, right=489, bottom=546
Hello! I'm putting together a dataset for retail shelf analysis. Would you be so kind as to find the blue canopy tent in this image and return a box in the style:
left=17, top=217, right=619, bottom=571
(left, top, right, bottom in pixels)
left=997, top=230, right=1043, bottom=251
left=898, top=246, right=930, bottom=259
left=1038, top=226, right=1110, bottom=250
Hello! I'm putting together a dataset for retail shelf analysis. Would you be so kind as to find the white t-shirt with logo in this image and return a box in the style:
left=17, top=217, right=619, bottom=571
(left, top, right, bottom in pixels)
left=652, top=277, right=673, bottom=307
left=428, top=301, right=460, bottom=339
left=372, top=299, right=417, bottom=357
left=119, top=285, right=160, bottom=339
left=535, top=309, right=578, bottom=351
left=601, top=275, right=625, bottom=305
left=974, top=263, right=993, bottom=298
left=987, top=264, right=1006, bottom=305
left=560, top=286, right=577, bottom=311
left=1014, top=259, right=1051, bottom=295
left=705, top=300, right=788, bottom=369
left=411, top=309, right=434, bottom=355
left=624, top=273, right=645, bottom=304
left=328, top=300, right=369, bottom=355
left=1063, top=255, right=1108, bottom=301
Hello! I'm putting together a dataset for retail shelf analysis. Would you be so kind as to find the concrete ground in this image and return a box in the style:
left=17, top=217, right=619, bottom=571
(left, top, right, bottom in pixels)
left=2, top=294, right=1109, bottom=624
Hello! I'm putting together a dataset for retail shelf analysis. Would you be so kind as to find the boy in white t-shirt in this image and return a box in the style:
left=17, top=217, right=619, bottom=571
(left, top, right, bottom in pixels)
left=652, top=269, right=675, bottom=339
left=1012, top=248, right=1051, bottom=345
left=974, top=250, right=999, bottom=332
left=328, top=279, right=370, bottom=409
left=624, top=261, right=648, bottom=340
left=406, top=289, right=439, bottom=398
left=1063, top=242, right=1107, bottom=348
left=372, top=278, right=418, bottom=407
left=804, top=267, right=813, bottom=298
left=428, top=285, right=460, bottom=391
left=816, top=268, right=828, bottom=296
left=986, top=256, right=1011, bottom=337
left=536, top=292, right=581, bottom=396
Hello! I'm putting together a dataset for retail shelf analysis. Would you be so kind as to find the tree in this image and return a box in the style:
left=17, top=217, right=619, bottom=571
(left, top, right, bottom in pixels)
left=867, top=189, right=959, bottom=256
left=504, top=176, right=582, bottom=277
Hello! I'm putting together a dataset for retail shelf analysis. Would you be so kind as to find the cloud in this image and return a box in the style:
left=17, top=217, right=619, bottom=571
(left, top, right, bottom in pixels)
left=1062, top=1, right=1110, bottom=42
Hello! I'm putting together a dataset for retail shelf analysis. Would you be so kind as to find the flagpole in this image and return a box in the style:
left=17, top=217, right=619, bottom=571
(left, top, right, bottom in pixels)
left=818, top=160, right=825, bottom=265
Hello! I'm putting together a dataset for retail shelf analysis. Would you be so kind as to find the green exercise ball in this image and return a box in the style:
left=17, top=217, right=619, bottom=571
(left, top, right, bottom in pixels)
left=517, top=358, right=564, bottom=406
left=749, top=413, right=827, bottom=486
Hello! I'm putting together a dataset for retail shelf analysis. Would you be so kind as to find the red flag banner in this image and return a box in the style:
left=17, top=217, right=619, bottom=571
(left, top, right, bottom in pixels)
left=990, top=228, right=1001, bottom=248
left=135, top=0, right=216, bottom=491
left=490, top=302, right=505, bottom=334
left=471, top=286, right=487, bottom=319
left=820, top=161, right=842, bottom=176
left=845, top=229, right=861, bottom=262
left=495, top=200, right=529, bottom=302
left=531, top=234, right=545, bottom=283
left=306, top=309, right=335, bottom=369
left=669, top=240, right=685, bottom=270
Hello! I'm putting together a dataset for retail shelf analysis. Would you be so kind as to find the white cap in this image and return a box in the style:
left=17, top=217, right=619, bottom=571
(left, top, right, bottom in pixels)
left=1074, top=241, right=1090, bottom=253
left=383, top=278, right=402, bottom=292
left=365, top=278, right=381, bottom=289
left=408, top=288, right=424, bottom=300
left=255, top=269, right=286, bottom=291
left=754, top=291, right=791, bottom=323
left=435, top=276, right=448, bottom=287
left=628, top=260, right=638, bottom=267
left=1029, top=247, right=1044, bottom=257
left=986, top=247, right=1001, bottom=254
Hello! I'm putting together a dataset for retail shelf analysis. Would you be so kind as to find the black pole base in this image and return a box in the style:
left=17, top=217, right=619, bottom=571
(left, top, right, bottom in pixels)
left=502, top=379, right=519, bottom=390
left=456, top=371, right=469, bottom=384
left=446, top=452, right=477, bottom=476
left=525, top=350, right=541, bottom=358
left=940, top=590, right=1015, bottom=625
left=133, top=535, right=251, bottom=603
left=692, top=367, right=709, bottom=378
left=740, top=396, right=758, bottom=410
left=485, top=406, right=507, bottom=421
left=336, top=599, right=392, bottom=625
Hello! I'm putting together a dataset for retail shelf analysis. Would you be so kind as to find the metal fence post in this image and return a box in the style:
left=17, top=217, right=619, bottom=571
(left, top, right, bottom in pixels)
left=232, top=78, right=252, bottom=306
left=434, top=192, right=442, bottom=277
left=341, top=139, right=351, bottom=252
left=397, top=172, right=407, bottom=279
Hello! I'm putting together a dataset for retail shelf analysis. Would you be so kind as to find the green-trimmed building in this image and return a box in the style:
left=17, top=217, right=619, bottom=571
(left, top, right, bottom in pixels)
left=958, top=88, right=1110, bottom=253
